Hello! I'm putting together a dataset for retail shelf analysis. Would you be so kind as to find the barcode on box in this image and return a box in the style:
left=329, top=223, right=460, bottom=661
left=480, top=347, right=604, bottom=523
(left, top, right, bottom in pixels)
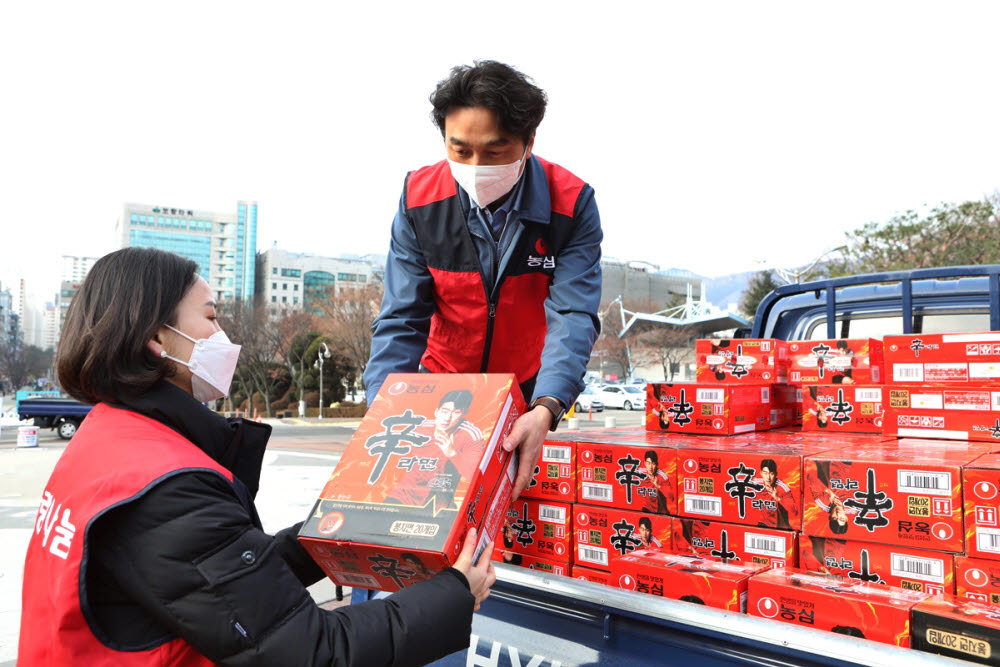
left=761, top=387, right=770, bottom=402
left=542, top=445, right=572, bottom=463
left=856, top=388, right=882, bottom=403
left=539, top=504, right=567, bottom=524
left=891, top=553, right=944, bottom=584
left=684, top=494, right=722, bottom=517
left=898, top=470, right=951, bottom=496
left=893, top=364, right=924, bottom=382
left=745, top=533, right=786, bottom=558
left=335, top=573, right=380, bottom=589
left=582, top=483, right=613, bottom=501
left=577, top=544, right=609, bottom=566
left=977, top=527, right=1000, bottom=554
left=697, top=389, right=725, bottom=403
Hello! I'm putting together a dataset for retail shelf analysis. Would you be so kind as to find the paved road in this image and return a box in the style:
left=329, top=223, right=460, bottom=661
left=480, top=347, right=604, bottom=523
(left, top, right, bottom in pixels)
left=0, top=410, right=642, bottom=664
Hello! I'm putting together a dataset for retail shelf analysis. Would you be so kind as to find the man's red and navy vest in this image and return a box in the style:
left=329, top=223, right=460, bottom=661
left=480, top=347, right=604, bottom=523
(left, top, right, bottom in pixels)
left=19, top=403, right=230, bottom=666
left=405, top=157, right=585, bottom=383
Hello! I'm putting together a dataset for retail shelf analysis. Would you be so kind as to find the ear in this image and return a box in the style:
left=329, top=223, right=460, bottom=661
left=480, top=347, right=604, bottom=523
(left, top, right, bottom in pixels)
left=146, top=327, right=169, bottom=359
left=525, top=134, right=535, bottom=160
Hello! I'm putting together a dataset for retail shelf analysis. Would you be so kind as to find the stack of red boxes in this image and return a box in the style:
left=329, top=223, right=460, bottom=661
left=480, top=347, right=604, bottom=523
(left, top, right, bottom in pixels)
left=883, top=332, right=1000, bottom=442
left=791, top=338, right=886, bottom=434
left=799, top=441, right=993, bottom=596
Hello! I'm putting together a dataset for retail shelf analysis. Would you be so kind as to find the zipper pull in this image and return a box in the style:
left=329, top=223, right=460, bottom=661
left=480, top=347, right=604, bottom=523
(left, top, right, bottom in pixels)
left=489, top=302, right=496, bottom=318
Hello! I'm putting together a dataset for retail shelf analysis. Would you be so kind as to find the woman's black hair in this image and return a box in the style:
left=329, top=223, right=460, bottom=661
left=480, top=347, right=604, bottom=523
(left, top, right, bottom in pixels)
left=57, top=247, right=198, bottom=404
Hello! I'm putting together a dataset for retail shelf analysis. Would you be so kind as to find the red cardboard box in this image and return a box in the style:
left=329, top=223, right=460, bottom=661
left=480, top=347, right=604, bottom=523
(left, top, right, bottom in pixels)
left=673, top=517, right=797, bottom=570
left=612, top=550, right=765, bottom=611
left=646, top=383, right=771, bottom=435
left=771, top=383, right=801, bottom=427
left=801, top=384, right=885, bottom=433
left=522, top=440, right=577, bottom=502
left=749, top=567, right=927, bottom=646
left=676, top=442, right=805, bottom=530
left=883, top=384, right=1000, bottom=442
left=787, top=338, right=884, bottom=385
left=911, top=595, right=1000, bottom=664
left=965, top=453, right=1000, bottom=561
left=576, top=442, right=676, bottom=514
left=572, top=504, right=672, bottom=571
left=298, top=373, right=523, bottom=591
left=696, top=338, right=788, bottom=384
left=956, top=556, right=1000, bottom=605
left=572, top=565, right=615, bottom=586
left=491, top=550, right=569, bottom=577
left=802, top=442, right=990, bottom=553
left=501, top=499, right=573, bottom=563
left=885, top=332, right=1000, bottom=385
left=800, top=535, right=954, bottom=595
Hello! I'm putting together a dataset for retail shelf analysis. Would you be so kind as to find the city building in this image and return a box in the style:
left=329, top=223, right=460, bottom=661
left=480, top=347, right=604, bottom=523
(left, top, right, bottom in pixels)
left=255, top=248, right=379, bottom=312
left=118, top=201, right=258, bottom=302
left=41, top=303, right=58, bottom=351
left=57, top=281, right=82, bottom=345
left=0, top=283, right=12, bottom=345
left=600, top=259, right=703, bottom=310
left=61, top=255, right=100, bottom=284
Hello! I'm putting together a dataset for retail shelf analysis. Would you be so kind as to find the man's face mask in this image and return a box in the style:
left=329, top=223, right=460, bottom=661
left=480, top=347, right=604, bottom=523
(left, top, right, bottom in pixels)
left=448, top=146, right=528, bottom=208
left=161, top=325, right=241, bottom=402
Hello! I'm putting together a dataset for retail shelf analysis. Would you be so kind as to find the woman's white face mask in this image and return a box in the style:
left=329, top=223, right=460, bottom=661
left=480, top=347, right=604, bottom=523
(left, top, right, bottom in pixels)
left=160, top=325, right=241, bottom=402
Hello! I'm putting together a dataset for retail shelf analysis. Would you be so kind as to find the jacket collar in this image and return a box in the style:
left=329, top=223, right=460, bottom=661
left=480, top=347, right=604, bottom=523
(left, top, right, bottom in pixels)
left=112, top=381, right=271, bottom=498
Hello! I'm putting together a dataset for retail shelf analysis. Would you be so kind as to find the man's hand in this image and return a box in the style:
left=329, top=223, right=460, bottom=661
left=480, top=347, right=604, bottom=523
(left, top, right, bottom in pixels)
left=502, top=406, right=551, bottom=500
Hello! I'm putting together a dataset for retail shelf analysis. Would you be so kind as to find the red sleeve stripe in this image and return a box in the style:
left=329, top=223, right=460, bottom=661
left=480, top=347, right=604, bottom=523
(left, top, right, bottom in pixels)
left=536, top=157, right=585, bottom=217
left=406, top=160, right=457, bottom=209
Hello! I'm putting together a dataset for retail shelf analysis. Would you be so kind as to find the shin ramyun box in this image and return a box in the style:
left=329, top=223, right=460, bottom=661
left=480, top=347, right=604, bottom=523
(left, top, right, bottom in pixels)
left=298, top=373, right=524, bottom=591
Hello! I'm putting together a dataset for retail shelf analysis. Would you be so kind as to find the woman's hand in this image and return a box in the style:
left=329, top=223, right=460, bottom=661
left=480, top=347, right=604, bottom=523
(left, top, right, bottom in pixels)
left=452, top=528, right=496, bottom=612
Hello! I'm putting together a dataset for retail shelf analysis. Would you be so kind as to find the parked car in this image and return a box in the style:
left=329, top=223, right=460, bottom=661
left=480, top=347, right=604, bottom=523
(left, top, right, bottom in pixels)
left=573, top=387, right=604, bottom=413
left=597, top=384, right=646, bottom=410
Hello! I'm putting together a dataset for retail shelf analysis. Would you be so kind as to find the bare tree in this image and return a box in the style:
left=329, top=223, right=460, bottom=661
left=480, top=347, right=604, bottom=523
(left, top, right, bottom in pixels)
left=637, top=325, right=694, bottom=381
left=218, top=300, right=288, bottom=417
left=314, top=281, right=384, bottom=396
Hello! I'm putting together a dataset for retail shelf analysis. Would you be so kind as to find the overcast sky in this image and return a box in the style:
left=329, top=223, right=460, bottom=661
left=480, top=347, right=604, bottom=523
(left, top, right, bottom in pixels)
left=2, top=1, right=998, bottom=306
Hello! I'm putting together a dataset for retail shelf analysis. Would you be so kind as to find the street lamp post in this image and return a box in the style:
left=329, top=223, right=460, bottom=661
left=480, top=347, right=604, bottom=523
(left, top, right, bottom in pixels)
left=313, top=342, right=331, bottom=419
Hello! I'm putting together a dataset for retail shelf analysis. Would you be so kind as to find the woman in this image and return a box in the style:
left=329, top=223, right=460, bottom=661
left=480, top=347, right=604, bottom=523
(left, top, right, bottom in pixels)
left=19, top=247, right=494, bottom=666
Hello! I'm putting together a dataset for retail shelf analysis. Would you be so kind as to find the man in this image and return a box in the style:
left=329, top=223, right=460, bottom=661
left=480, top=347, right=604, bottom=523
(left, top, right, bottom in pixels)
left=755, top=458, right=799, bottom=530
left=637, top=516, right=662, bottom=549
left=364, top=60, right=603, bottom=498
left=640, top=449, right=672, bottom=514
left=386, top=390, right=484, bottom=508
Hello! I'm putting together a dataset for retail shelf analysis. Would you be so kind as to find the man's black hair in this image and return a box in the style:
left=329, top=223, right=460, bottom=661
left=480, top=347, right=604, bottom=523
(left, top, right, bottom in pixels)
left=679, top=595, right=706, bottom=605
left=829, top=511, right=849, bottom=534
left=644, top=450, right=659, bottom=465
left=639, top=516, right=653, bottom=531
left=836, top=340, right=850, bottom=351
left=439, top=389, right=473, bottom=412
left=430, top=60, right=547, bottom=144
left=831, top=625, right=865, bottom=638
left=760, top=458, right=777, bottom=474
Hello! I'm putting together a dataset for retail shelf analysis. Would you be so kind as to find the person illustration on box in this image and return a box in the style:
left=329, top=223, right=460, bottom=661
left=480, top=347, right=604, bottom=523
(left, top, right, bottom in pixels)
left=637, top=516, right=662, bottom=549
left=19, top=247, right=495, bottom=666
left=755, top=457, right=799, bottom=530
left=830, top=340, right=857, bottom=385
left=400, top=553, right=435, bottom=583
left=363, top=60, right=603, bottom=501
left=804, top=386, right=830, bottom=428
left=500, top=522, right=524, bottom=566
left=640, top=449, right=672, bottom=514
left=808, top=459, right=858, bottom=535
left=385, top=389, right=485, bottom=510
